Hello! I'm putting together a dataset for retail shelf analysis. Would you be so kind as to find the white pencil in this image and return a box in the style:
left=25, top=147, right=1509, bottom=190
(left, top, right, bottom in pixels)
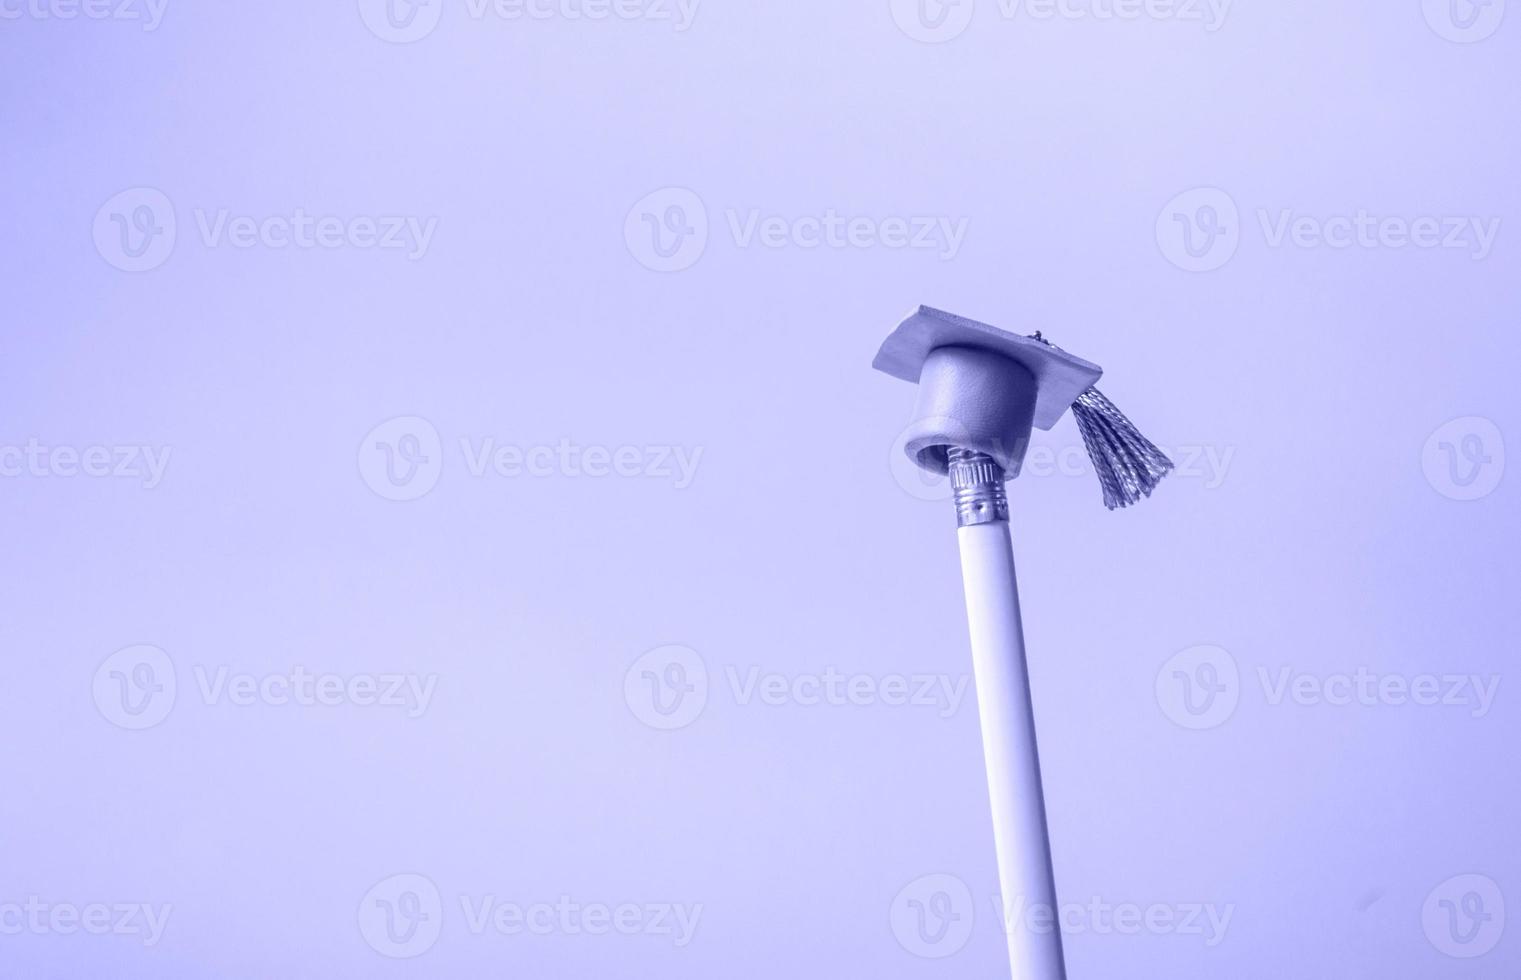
left=875, top=306, right=1173, bottom=979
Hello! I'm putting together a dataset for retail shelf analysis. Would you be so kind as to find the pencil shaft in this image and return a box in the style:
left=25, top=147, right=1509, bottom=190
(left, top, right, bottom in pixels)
left=958, top=521, right=1066, bottom=980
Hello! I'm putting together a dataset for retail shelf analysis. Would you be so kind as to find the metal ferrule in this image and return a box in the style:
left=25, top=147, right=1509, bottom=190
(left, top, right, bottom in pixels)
left=948, top=447, right=1009, bottom=527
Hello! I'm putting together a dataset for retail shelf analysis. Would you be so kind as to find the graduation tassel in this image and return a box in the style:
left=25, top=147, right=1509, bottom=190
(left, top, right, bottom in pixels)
left=1070, top=386, right=1174, bottom=510
left=1022, top=330, right=1174, bottom=510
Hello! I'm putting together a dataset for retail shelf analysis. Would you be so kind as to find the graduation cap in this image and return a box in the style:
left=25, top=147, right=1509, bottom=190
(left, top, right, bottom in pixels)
left=874, top=305, right=1173, bottom=509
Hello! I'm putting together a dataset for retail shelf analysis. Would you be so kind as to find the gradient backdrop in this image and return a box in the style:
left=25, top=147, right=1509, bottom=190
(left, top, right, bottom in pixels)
left=2, top=0, right=1517, bottom=976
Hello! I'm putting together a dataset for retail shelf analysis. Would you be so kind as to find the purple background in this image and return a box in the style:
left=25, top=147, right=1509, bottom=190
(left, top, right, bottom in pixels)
left=2, top=0, right=1517, bottom=976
